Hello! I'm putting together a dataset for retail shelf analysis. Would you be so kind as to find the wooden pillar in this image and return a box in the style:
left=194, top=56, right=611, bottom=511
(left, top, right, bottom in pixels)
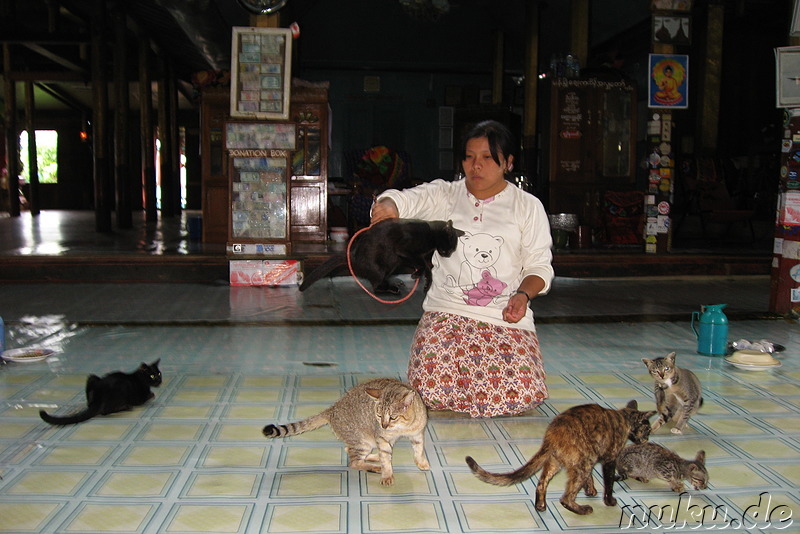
left=23, top=81, right=40, bottom=216
left=521, top=0, right=540, bottom=180
left=251, top=13, right=280, bottom=27
left=91, top=0, right=112, bottom=232
left=492, top=30, right=504, bottom=105
left=44, top=0, right=58, bottom=32
left=647, top=24, right=677, bottom=253
left=167, top=60, right=181, bottom=216
left=113, top=3, right=132, bottom=228
left=157, top=56, right=179, bottom=217
left=3, top=44, right=20, bottom=216
left=570, top=0, right=589, bottom=68
left=699, top=3, right=723, bottom=152
left=138, top=31, right=157, bottom=222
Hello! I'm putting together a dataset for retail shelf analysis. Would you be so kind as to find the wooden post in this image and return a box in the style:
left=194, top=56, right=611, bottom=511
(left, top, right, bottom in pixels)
left=646, top=24, right=677, bottom=253
left=3, top=44, right=21, bottom=216
left=699, top=3, right=723, bottom=152
left=167, top=60, right=181, bottom=216
left=23, top=81, right=40, bottom=216
left=156, top=56, right=179, bottom=217
left=91, top=0, right=112, bottom=232
left=569, top=0, right=589, bottom=69
left=251, top=13, right=280, bottom=27
left=492, top=30, right=504, bottom=105
left=113, top=3, right=132, bottom=228
left=138, top=30, right=157, bottom=222
left=521, top=0, right=540, bottom=182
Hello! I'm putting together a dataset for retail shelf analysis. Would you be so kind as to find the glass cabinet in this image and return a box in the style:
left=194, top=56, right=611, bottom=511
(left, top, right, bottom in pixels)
left=548, top=76, right=637, bottom=215
left=289, top=82, right=330, bottom=244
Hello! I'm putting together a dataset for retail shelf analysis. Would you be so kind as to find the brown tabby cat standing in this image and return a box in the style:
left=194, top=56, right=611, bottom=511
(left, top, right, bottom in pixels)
left=263, top=378, right=429, bottom=486
left=642, top=352, right=703, bottom=434
left=616, top=442, right=708, bottom=492
left=466, top=400, right=656, bottom=515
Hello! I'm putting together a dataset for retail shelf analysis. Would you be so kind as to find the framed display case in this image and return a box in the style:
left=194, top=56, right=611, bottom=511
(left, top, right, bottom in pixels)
left=225, top=121, right=297, bottom=253
left=289, top=82, right=330, bottom=243
left=230, top=26, right=293, bottom=120
left=548, top=76, right=637, bottom=215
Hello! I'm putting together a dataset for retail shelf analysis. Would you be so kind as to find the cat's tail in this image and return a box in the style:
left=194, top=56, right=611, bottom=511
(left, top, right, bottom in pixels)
left=299, top=255, right=348, bottom=291
left=39, top=405, right=100, bottom=426
left=465, top=450, right=547, bottom=486
left=263, top=413, right=329, bottom=438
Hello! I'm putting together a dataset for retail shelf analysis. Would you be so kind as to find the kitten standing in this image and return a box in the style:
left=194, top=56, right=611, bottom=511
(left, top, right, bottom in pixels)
left=643, top=352, right=703, bottom=434
left=616, top=442, right=708, bottom=492
left=263, top=378, right=429, bottom=486
left=40, top=359, right=162, bottom=425
left=466, top=400, right=656, bottom=515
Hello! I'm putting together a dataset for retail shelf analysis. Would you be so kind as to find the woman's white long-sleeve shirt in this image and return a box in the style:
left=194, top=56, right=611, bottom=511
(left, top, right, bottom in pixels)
left=377, top=179, right=554, bottom=331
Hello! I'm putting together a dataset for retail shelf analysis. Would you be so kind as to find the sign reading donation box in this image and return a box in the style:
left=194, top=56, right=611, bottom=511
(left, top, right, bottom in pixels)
left=230, top=26, right=293, bottom=120
left=225, top=122, right=297, bottom=246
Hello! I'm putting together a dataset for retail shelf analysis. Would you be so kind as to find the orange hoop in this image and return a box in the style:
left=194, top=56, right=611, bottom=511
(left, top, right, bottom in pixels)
left=346, top=225, right=420, bottom=304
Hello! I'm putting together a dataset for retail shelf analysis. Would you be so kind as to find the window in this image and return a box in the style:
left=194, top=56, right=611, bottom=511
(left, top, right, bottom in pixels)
left=19, top=130, right=58, bottom=184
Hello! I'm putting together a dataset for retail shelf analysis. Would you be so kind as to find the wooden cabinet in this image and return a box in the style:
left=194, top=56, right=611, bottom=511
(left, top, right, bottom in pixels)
left=548, top=76, right=636, bottom=216
left=200, top=88, right=231, bottom=244
left=289, top=84, right=330, bottom=243
left=200, top=81, right=331, bottom=246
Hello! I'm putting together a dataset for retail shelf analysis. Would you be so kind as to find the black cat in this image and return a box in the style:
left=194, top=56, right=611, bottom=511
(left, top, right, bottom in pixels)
left=39, top=359, right=162, bottom=425
left=300, top=219, right=464, bottom=294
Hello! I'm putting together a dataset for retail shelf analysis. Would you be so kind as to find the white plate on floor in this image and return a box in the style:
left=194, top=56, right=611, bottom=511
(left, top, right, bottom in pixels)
left=1, top=348, right=56, bottom=363
left=724, top=357, right=782, bottom=371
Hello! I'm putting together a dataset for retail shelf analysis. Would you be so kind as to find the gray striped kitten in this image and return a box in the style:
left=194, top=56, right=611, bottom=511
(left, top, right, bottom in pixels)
left=616, top=442, right=708, bottom=492
left=642, top=352, right=703, bottom=434
left=263, top=378, right=429, bottom=486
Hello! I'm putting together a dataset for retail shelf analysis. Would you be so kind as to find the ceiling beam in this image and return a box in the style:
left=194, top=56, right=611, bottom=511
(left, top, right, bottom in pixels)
left=0, top=36, right=87, bottom=45
left=7, top=70, right=87, bottom=82
left=22, top=42, right=88, bottom=75
left=36, top=82, right=90, bottom=113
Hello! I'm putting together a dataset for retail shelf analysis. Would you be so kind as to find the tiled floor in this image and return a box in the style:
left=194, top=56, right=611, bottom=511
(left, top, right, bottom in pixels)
left=0, top=211, right=797, bottom=533
left=1, top=314, right=798, bottom=533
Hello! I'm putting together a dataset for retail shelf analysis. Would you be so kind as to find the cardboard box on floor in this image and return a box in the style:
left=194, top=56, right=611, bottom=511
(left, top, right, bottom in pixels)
left=229, top=259, right=300, bottom=286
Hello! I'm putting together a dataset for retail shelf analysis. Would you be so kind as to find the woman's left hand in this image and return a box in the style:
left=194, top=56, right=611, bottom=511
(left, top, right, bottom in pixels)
left=502, top=293, right=529, bottom=323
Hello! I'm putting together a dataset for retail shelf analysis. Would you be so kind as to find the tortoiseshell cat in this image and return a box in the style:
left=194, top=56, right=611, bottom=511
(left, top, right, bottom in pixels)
left=39, top=359, right=162, bottom=425
left=299, top=219, right=464, bottom=294
left=263, top=378, right=429, bottom=486
left=642, top=352, right=703, bottom=434
left=466, top=400, right=656, bottom=515
left=616, top=442, right=708, bottom=492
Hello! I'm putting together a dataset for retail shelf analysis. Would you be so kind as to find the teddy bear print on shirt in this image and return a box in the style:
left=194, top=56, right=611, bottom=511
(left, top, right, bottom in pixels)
left=445, top=232, right=508, bottom=306
left=463, top=270, right=508, bottom=306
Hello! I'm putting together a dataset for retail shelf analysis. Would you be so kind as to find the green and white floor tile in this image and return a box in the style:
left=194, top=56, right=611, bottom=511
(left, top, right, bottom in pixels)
left=1, top=320, right=798, bottom=533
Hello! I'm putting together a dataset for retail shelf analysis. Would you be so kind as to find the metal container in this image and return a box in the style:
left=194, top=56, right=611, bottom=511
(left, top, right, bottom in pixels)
left=548, top=213, right=579, bottom=231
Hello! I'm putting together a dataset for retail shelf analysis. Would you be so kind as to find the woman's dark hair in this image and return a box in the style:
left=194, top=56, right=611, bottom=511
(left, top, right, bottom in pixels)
left=461, top=120, right=517, bottom=167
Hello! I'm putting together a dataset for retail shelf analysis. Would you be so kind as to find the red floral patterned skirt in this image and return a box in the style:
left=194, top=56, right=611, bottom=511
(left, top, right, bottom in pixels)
left=407, top=311, right=548, bottom=418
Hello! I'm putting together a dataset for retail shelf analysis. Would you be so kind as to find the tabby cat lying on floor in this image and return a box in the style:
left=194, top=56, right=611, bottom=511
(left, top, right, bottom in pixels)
left=466, top=400, right=656, bottom=515
left=39, top=359, right=162, bottom=425
left=299, top=219, right=464, bottom=294
left=263, top=378, right=429, bottom=486
left=616, top=442, right=708, bottom=492
left=643, top=352, right=703, bottom=434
